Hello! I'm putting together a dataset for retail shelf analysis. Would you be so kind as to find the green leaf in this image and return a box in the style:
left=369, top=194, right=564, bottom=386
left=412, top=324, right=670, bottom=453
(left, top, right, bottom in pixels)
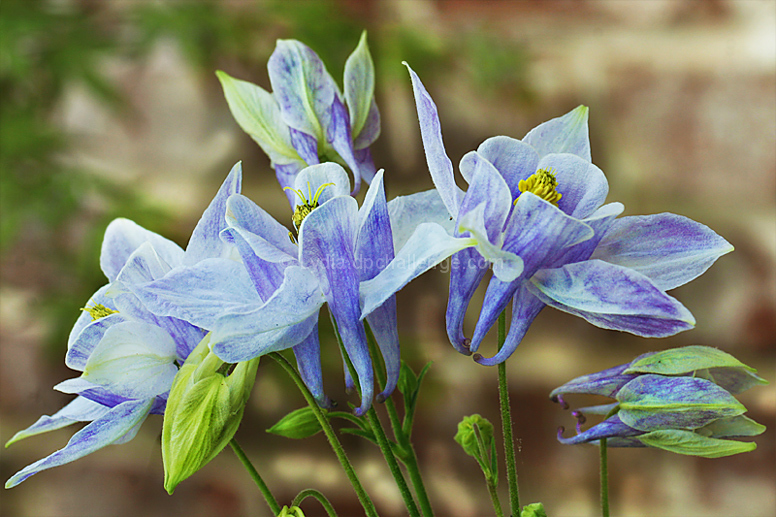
left=637, top=429, right=757, bottom=458
left=267, top=407, right=323, bottom=439
left=625, top=345, right=755, bottom=376
left=343, top=30, right=374, bottom=138
left=339, top=427, right=378, bottom=445
left=397, top=361, right=418, bottom=396
left=216, top=70, right=301, bottom=164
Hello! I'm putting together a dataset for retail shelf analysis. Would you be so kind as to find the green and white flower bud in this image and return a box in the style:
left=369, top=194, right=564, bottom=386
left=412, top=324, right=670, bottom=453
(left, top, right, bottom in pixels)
left=454, top=414, right=497, bottom=478
left=162, top=334, right=259, bottom=494
left=277, top=506, right=306, bottom=517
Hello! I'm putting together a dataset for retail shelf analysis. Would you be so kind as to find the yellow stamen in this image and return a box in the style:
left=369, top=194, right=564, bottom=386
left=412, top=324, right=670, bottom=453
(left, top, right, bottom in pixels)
left=283, top=182, right=336, bottom=240
left=516, top=168, right=562, bottom=207
left=80, top=304, right=119, bottom=321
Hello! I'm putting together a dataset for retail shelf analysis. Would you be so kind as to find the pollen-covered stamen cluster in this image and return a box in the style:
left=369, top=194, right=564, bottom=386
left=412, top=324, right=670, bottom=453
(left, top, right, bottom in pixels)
left=80, top=304, right=119, bottom=321
left=283, top=182, right=335, bottom=243
left=516, top=168, right=562, bottom=206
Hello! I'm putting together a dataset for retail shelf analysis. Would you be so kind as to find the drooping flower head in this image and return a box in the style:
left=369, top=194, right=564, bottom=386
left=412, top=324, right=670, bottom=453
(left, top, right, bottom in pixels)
left=551, top=346, right=767, bottom=457
left=218, top=32, right=380, bottom=204
left=5, top=164, right=244, bottom=487
left=360, top=64, right=733, bottom=366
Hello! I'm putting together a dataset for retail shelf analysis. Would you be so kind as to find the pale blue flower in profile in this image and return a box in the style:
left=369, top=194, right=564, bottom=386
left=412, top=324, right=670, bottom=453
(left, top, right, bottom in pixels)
left=218, top=31, right=380, bottom=204
left=5, top=165, right=242, bottom=488
left=359, top=65, right=733, bottom=366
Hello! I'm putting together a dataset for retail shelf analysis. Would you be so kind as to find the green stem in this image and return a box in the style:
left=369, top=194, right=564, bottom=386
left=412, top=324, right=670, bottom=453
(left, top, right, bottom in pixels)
left=268, top=352, right=379, bottom=517
left=366, top=408, right=421, bottom=517
left=600, top=437, right=610, bottom=517
left=229, top=439, right=280, bottom=515
left=364, top=323, right=434, bottom=517
left=292, top=488, right=338, bottom=517
left=497, top=311, right=520, bottom=515
left=486, top=476, right=506, bottom=517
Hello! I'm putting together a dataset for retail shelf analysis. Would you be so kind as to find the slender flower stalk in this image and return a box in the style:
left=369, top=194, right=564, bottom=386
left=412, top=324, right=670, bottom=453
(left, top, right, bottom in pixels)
left=268, top=352, right=378, bottom=517
left=497, top=311, right=520, bottom=514
left=229, top=439, right=280, bottom=515
left=292, top=489, right=338, bottom=517
left=600, top=438, right=609, bottom=517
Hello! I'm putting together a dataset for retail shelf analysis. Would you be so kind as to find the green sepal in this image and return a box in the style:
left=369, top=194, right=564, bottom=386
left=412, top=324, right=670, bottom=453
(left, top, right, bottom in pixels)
left=625, top=345, right=754, bottom=375
left=637, top=429, right=758, bottom=458
left=520, top=502, right=548, bottom=517
left=267, top=407, right=323, bottom=439
left=343, top=30, right=375, bottom=140
left=696, top=415, right=766, bottom=438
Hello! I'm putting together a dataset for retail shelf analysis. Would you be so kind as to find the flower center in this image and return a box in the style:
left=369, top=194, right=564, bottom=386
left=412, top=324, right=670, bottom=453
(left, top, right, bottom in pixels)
left=516, top=168, right=562, bottom=207
left=80, top=304, right=118, bottom=321
left=283, top=182, right=335, bottom=243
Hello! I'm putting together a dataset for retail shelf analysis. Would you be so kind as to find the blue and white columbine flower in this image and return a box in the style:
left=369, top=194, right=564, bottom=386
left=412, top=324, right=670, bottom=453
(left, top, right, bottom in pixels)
left=5, top=165, right=242, bottom=487
left=218, top=32, right=380, bottom=204
left=360, top=65, right=733, bottom=366
left=129, top=163, right=444, bottom=415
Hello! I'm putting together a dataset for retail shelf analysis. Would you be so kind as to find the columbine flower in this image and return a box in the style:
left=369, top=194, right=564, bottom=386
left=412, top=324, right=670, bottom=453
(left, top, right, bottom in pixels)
left=218, top=31, right=379, bottom=204
left=360, top=65, right=733, bottom=366
left=5, top=165, right=242, bottom=487
left=128, top=162, right=446, bottom=415
left=551, top=346, right=767, bottom=457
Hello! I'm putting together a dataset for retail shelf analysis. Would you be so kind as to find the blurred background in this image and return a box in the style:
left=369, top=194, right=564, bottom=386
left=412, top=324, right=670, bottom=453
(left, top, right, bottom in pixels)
left=1, top=0, right=774, bottom=516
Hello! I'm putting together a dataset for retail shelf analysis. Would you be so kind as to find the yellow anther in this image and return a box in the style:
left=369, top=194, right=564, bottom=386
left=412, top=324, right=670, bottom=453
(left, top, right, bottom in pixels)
left=516, top=168, right=562, bottom=207
left=283, top=182, right=335, bottom=236
left=80, top=304, right=119, bottom=321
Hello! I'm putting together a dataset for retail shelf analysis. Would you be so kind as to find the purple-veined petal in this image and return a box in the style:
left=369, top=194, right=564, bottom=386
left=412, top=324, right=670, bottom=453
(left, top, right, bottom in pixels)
left=130, top=258, right=262, bottom=330
left=557, top=413, right=642, bottom=446
left=457, top=203, right=524, bottom=282
left=549, top=360, right=642, bottom=402
left=549, top=202, right=625, bottom=267
left=356, top=170, right=394, bottom=281
left=522, top=105, right=591, bottom=162
left=210, top=266, right=325, bottom=362
left=215, top=70, right=300, bottom=164
left=387, top=189, right=455, bottom=253
left=365, top=296, right=400, bottom=402
left=220, top=227, right=288, bottom=300
left=291, top=321, right=333, bottom=408
left=458, top=152, right=513, bottom=244
left=539, top=153, right=608, bottom=219
left=5, top=397, right=110, bottom=447
left=182, top=162, right=242, bottom=266
left=225, top=194, right=299, bottom=263
left=360, top=223, right=476, bottom=318
left=353, top=100, right=380, bottom=151
left=54, top=378, right=167, bottom=415
left=590, top=213, right=734, bottom=291
left=100, top=218, right=184, bottom=283
left=473, top=283, right=545, bottom=366
left=66, top=313, right=126, bottom=371
left=276, top=162, right=307, bottom=205
left=354, top=146, right=377, bottom=184
left=289, top=128, right=320, bottom=166
left=294, top=162, right=351, bottom=206
left=446, top=247, right=490, bottom=354
left=326, top=95, right=362, bottom=195
left=299, top=196, right=373, bottom=414
left=404, top=63, right=464, bottom=218
left=467, top=136, right=540, bottom=199
left=269, top=39, right=336, bottom=141
left=82, top=321, right=178, bottom=400
left=344, top=31, right=375, bottom=140
left=528, top=260, right=696, bottom=337
left=5, top=398, right=154, bottom=488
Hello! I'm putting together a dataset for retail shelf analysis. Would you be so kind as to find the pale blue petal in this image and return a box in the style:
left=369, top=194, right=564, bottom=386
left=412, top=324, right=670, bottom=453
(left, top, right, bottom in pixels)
left=220, top=227, right=289, bottom=300
left=299, top=196, right=373, bottom=415
left=6, top=397, right=110, bottom=446
left=467, top=136, right=540, bottom=199
left=353, top=100, right=380, bottom=150
left=291, top=321, right=333, bottom=408
left=528, top=260, right=696, bottom=337
left=457, top=203, right=523, bottom=282
left=404, top=63, right=464, bottom=218
left=225, top=194, right=299, bottom=263
left=293, top=162, right=351, bottom=206
left=130, top=258, right=261, bottom=330
left=387, top=189, right=455, bottom=253
left=327, top=94, right=363, bottom=194
left=360, top=223, right=475, bottom=318
left=590, top=213, right=734, bottom=291
left=365, top=296, right=400, bottom=402
left=549, top=202, right=625, bottom=267
left=114, top=241, right=175, bottom=288
left=538, top=153, right=608, bottom=219
left=354, top=146, right=377, bottom=183
left=269, top=39, right=337, bottom=141
left=5, top=398, right=154, bottom=488
left=457, top=152, right=513, bottom=244
left=356, top=170, right=394, bottom=280
left=66, top=313, right=126, bottom=372
left=275, top=162, right=307, bottom=205
left=100, top=218, right=184, bottom=282
left=183, top=162, right=242, bottom=266
left=522, top=105, right=591, bottom=162
left=82, top=321, right=178, bottom=400
left=446, top=247, right=489, bottom=354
